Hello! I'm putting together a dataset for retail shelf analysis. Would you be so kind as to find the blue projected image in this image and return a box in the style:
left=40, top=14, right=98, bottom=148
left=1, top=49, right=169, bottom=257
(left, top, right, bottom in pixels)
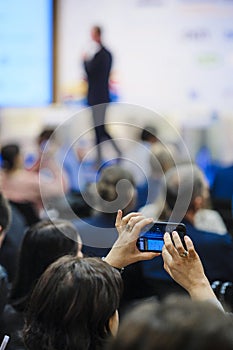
left=0, top=0, right=53, bottom=106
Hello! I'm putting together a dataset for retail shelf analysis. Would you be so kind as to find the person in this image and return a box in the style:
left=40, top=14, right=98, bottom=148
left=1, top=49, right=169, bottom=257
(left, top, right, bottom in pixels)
left=0, top=143, right=68, bottom=222
left=211, top=163, right=233, bottom=235
left=24, top=256, right=122, bottom=350
left=0, top=219, right=83, bottom=350
left=0, top=194, right=11, bottom=316
left=22, top=211, right=157, bottom=350
left=162, top=231, right=221, bottom=305
left=107, top=296, right=233, bottom=350
left=139, top=142, right=175, bottom=216
left=74, top=165, right=137, bottom=257
left=122, top=125, right=159, bottom=187
left=122, top=164, right=233, bottom=305
left=140, top=150, right=227, bottom=234
left=83, top=25, right=121, bottom=166
left=0, top=192, right=26, bottom=283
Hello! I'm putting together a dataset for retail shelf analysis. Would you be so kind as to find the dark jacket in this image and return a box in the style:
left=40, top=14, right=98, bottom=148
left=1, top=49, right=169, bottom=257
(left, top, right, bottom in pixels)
left=84, top=46, right=112, bottom=106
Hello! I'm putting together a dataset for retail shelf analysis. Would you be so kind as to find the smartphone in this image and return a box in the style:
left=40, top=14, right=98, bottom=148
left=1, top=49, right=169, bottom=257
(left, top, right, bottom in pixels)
left=136, top=221, right=186, bottom=253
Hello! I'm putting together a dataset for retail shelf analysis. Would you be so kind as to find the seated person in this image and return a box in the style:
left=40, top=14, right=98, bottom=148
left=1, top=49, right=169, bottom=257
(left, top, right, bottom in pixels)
left=0, top=219, right=83, bottom=350
left=141, top=154, right=227, bottom=234
left=211, top=163, right=233, bottom=235
left=0, top=193, right=26, bottom=283
left=74, top=165, right=137, bottom=257
left=107, top=296, right=233, bottom=350
left=23, top=212, right=157, bottom=350
left=139, top=142, right=176, bottom=215
left=122, top=164, right=233, bottom=304
left=122, top=125, right=158, bottom=186
left=0, top=194, right=11, bottom=316
left=0, top=143, right=68, bottom=221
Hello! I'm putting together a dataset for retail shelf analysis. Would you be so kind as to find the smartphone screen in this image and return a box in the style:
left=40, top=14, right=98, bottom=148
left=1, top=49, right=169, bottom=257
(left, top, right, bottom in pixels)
left=136, top=222, right=186, bottom=252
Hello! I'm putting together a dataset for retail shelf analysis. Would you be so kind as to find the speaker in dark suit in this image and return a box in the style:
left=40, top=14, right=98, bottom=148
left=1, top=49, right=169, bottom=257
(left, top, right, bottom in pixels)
left=83, top=26, right=121, bottom=167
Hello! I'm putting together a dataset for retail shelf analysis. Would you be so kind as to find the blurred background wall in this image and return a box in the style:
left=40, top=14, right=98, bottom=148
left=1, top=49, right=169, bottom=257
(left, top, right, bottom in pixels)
left=1, top=0, right=233, bottom=164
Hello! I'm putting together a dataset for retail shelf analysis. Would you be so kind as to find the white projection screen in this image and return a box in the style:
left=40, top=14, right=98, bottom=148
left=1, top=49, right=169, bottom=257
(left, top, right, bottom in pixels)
left=57, top=0, right=233, bottom=114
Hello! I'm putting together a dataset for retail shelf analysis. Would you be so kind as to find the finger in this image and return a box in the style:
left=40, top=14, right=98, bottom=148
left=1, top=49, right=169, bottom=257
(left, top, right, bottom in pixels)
left=131, top=218, right=154, bottom=238
left=163, top=232, right=178, bottom=257
left=115, top=209, right=123, bottom=228
left=172, top=231, right=187, bottom=256
left=128, top=215, right=146, bottom=227
left=121, top=212, right=143, bottom=225
left=184, top=236, right=197, bottom=259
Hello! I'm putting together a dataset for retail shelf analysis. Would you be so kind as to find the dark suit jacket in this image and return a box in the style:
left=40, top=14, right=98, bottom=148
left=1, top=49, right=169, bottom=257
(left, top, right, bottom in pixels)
left=84, top=46, right=112, bottom=106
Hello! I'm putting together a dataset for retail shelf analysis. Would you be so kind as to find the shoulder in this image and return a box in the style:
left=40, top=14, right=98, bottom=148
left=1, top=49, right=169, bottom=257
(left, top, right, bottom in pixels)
left=186, top=222, right=232, bottom=244
left=100, top=46, right=112, bottom=57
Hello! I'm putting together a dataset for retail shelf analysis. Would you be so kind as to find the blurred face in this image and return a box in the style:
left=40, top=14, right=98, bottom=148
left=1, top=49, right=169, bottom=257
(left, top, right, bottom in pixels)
left=91, top=27, right=100, bottom=43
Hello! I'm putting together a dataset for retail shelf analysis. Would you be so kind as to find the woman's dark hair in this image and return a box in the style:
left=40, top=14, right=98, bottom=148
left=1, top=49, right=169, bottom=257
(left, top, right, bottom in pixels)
left=1, top=144, right=20, bottom=170
left=10, top=220, right=79, bottom=312
left=24, top=256, right=123, bottom=350
left=108, top=296, right=233, bottom=350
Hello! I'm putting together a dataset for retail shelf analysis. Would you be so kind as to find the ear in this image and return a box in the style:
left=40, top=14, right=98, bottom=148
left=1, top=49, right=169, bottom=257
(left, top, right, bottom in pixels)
left=108, top=310, right=119, bottom=337
left=0, top=225, right=2, bottom=233
left=0, top=231, right=5, bottom=248
left=193, top=196, right=204, bottom=211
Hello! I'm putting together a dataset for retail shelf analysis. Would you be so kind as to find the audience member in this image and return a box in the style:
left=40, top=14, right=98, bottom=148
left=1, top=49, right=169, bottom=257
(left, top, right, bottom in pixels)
left=24, top=256, right=122, bottom=350
left=0, top=143, right=67, bottom=222
left=0, top=219, right=82, bottom=350
left=29, top=128, right=70, bottom=190
left=162, top=230, right=220, bottom=304
left=23, top=212, right=157, bottom=350
left=139, top=142, right=175, bottom=217
left=122, top=125, right=158, bottom=187
left=122, top=164, right=233, bottom=305
left=107, top=296, right=233, bottom=350
left=74, top=165, right=137, bottom=257
left=0, top=194, right=11, bottom=316
left=211, top=163, right=233, bottom=235
left=0, top=194, right=26, bottom=283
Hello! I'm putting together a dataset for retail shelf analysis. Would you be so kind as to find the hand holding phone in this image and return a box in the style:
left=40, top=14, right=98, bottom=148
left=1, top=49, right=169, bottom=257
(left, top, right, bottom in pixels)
left=136, top=221, right=186, bottom=253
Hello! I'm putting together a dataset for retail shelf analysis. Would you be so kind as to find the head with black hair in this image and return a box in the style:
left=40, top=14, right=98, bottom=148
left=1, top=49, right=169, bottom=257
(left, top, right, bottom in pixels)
left=1, top=144, right=21, bottom=171
left=10, top=219, right=82, bottom=312
left=24, top=256, right=123, bottom=350
left=108, top=296, right=233, bottom=350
